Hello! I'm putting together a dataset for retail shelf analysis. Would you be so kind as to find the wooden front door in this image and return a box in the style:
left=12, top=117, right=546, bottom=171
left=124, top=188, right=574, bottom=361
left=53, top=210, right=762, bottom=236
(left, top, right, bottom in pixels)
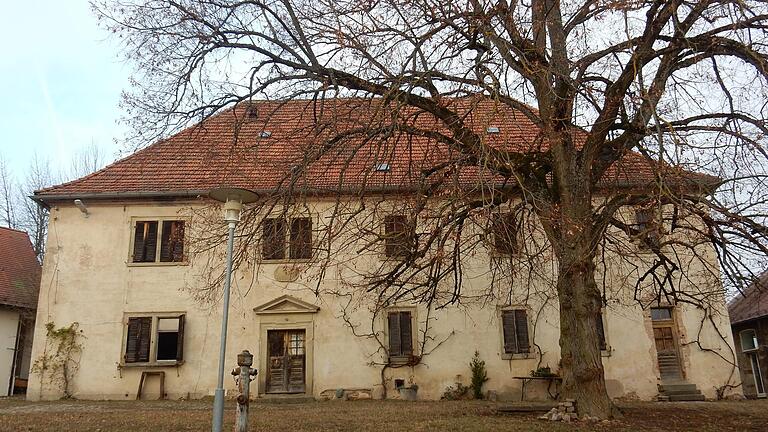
left=651, top=307, right=683, bottom=381
left=266, top=330, right=305, bottom=393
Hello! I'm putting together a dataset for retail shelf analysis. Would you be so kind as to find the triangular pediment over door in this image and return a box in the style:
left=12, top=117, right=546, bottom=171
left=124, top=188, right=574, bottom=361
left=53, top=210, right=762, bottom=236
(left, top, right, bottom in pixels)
left=253, top=295, right=320, bottom=315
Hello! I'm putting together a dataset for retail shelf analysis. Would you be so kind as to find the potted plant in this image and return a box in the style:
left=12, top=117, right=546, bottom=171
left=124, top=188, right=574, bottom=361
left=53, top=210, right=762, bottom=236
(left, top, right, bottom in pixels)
left=530, top=365, right=558, bottom=377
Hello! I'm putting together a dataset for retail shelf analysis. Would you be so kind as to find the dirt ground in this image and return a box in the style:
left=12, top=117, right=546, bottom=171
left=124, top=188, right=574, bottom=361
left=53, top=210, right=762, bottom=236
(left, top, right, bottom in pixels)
left=0, top=398, right=766, bottom=432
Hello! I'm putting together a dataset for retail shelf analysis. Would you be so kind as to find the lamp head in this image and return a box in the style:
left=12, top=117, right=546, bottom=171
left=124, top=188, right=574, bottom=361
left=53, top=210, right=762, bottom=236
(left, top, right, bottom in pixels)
left=223, top=198, right=243, bottom=223
left=208, top=187, right=259, bottom=225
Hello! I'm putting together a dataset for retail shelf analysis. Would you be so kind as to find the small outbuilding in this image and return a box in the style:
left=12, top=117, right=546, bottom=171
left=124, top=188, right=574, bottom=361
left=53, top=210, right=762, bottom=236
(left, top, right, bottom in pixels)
left=0, top=227, right=41, bottom=396
left=729, top=273, right=768, bottom=398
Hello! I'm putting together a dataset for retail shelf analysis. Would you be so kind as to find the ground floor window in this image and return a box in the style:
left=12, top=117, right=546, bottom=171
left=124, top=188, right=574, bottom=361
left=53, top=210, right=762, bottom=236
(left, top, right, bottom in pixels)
left=124, top=314, right=185, bottom=364
left=501, top=309, right=530, bottom=354
left=387, top=310, right=414, bottom=358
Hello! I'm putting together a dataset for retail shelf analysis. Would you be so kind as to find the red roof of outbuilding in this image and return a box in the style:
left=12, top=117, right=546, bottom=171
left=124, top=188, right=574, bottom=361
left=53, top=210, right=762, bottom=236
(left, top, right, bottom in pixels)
left=0, top=227, right=41, bottom=309
left=729, top=272, right=768, bottom=324
left=34, top=97, right=716, bottom=200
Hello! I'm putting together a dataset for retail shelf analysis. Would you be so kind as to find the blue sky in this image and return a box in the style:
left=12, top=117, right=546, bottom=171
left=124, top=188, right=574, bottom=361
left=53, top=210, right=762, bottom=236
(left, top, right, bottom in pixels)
left=0, top=1, right=129, bottom=180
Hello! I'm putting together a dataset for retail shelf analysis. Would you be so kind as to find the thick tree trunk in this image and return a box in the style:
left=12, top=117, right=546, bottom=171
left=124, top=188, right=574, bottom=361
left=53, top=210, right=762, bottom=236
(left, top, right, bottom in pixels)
left=542, top=129, right=618, bottom=419
left=555, top=245, right=618, bottom=418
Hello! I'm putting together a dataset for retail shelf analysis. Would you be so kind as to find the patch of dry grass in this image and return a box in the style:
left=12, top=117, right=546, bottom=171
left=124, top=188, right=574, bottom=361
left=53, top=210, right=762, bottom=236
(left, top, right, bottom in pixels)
left=0, top=398, right=766, bottom=432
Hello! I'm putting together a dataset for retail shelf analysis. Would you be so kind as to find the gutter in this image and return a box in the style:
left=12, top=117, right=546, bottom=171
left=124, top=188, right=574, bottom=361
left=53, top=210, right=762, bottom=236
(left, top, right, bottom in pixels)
left=31, top=175, right=721, bottom=208
left=31, top=190, right=211, bottom=208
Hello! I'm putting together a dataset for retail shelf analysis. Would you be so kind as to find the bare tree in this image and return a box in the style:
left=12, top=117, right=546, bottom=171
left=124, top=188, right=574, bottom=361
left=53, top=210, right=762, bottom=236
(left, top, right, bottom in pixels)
left=18, top=154, right=57, bottom=261
left=0, top=154, right=18, bottom=229
left=67, top=141, right=109, bottom=180
left=94, top=0, right=768, bottom=417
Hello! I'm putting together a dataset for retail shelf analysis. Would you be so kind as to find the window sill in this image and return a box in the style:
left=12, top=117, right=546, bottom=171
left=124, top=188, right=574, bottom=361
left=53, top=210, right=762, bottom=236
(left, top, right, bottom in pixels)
left=501, top=353, right=534, bottom=360
left=127, top=261, right=189, bottom=267
left=633, top=240, right=665, bottom=254
left=388, top=355, right=418, bottom=366
left=120, top=360, right=184, bottom=368
left=490, top=250, right=519, bottom=259
left=260, top=258, right=312, bottom=264
left=379, top=254, right=409, bottom=262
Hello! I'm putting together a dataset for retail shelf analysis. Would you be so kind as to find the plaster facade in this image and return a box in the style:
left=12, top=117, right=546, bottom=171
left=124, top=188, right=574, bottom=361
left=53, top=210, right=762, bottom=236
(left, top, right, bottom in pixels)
left=27, top=199, right=740, bottom=401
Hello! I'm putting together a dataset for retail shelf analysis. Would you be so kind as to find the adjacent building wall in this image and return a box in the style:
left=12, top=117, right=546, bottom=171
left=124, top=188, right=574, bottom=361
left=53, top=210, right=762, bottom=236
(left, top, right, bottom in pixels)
left=732, top=318, right=768, bottom=398
left=27, top=200, right=739, bottom=401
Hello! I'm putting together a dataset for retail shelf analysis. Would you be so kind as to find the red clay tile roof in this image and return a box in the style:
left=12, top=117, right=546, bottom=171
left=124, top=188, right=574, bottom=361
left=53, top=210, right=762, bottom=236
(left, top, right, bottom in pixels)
left=729, top=272, right=768, bottom=324
left=35, top=97, right=714, bottom=201
left=0, top=227, right=41, bottom=309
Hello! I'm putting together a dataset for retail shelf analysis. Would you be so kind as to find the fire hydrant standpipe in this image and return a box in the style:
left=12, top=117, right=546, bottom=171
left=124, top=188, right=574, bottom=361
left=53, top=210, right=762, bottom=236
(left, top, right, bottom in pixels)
left=232, top=350, right=258, bottom=432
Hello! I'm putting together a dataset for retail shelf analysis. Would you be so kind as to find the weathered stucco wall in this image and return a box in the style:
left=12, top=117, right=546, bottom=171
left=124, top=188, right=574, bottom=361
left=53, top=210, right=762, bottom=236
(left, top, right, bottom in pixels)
left=27, top=200, right=739, bottom=401
left=0, top=308, right=21, bottom=397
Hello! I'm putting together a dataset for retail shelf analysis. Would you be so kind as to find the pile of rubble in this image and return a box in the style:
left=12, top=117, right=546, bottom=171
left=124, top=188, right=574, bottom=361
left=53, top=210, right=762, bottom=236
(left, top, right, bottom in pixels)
left=319, top=388, right=373, bottom=401
left=538, top=399, right=578, bottom=422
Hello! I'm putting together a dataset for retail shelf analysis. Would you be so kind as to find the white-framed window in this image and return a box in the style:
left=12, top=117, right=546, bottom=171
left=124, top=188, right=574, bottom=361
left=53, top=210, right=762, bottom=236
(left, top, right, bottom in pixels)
left=122, top=313, right=185, bottom=365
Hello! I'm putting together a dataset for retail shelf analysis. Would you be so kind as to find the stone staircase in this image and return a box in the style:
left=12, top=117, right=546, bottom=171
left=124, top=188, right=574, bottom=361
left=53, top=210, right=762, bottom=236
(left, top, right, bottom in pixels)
left=657, top=382, right=705, bottom=401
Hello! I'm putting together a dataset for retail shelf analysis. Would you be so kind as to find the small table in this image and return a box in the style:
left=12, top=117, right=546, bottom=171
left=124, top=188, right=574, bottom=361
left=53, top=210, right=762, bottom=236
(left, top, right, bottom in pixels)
left=512, top=376, right=562, bottom=401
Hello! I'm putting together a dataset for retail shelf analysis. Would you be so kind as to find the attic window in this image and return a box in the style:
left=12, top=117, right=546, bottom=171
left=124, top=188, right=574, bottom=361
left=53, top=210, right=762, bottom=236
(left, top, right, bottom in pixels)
left=374, top=163, right=391, bottom=172
left=487, top=126, right=500, bottom=134
left=260, top=131, right=272, bottom=138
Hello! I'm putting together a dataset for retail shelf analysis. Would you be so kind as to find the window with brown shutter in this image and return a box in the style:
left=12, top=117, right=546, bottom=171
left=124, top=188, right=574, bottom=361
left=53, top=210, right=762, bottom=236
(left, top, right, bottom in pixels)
left=262, top=217, right=313, bottom=260
left=388, top=311, right=413, bottom=358
left=160, top=221, right=185, bottom=262
left=384, top=215, right=410, bottom=258
left=132, top=221, right=158, bottom=262
left=263, top=218, right=286, bottom=260
left=493, top=213, right=518, bottom=254
left=123, top=314, right=185, bottom=364
left=124, top=317, right=152, bottom=363
left=132, top=219, right=186, bottom=264
left=501, top=309, right=530, bottom=354
left=289, top=217, right=312, bottom=259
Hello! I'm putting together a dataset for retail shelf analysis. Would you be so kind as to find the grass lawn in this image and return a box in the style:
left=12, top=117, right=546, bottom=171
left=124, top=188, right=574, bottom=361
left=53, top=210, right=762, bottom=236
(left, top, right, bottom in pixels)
left=0, top=398, right=766, bottom=431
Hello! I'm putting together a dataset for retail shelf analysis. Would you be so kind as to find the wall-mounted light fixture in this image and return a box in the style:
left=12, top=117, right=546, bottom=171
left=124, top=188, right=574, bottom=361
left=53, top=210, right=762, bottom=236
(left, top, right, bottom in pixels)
left=73, top=199, right=89, bottom=217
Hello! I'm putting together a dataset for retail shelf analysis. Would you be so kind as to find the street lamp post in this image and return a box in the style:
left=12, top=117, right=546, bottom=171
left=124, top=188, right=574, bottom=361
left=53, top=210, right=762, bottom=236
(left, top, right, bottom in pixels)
left=208, top=187, right=258, bottom=432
